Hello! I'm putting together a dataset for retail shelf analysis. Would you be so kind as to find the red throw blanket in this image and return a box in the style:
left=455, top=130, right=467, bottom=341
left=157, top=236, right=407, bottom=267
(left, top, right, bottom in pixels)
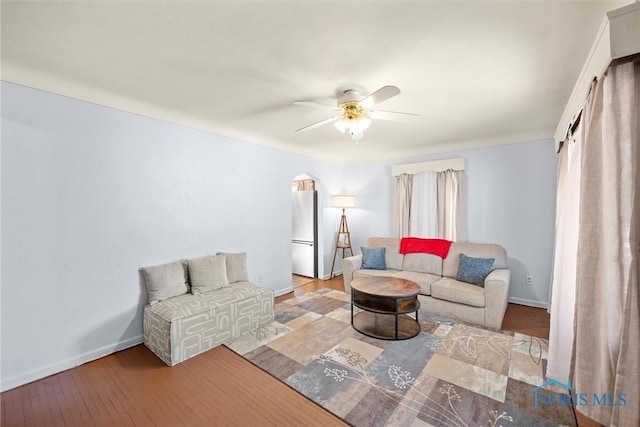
left=399, top=237, right=453, bottom=258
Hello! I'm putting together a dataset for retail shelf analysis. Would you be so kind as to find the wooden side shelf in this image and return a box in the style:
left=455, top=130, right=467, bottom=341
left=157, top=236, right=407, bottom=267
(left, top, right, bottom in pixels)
left=353, top=311, right=420, bottom=340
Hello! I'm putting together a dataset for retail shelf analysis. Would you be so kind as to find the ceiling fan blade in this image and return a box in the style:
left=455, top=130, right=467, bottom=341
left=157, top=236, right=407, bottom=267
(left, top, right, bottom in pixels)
left=360, top=85, right=401, bottom=108
left=370, top=110, right=420, bottom=123
left=295, top=116, right=341, bottom=133
left=293, top=101, right=341, bottom=111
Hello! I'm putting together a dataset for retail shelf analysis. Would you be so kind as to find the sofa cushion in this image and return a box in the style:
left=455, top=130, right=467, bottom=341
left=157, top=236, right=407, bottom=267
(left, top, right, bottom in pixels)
left=456, top=253, right=495, bottom=287
left=443, top=242, right=508, bottom=279
left=365, top=237, right=404, bottom=270
left=188, top=254, right=229, bottom=294
left=141, top=260, right=189, bottom=305
left=146, top=281, right=268, bottom=322
left=353, top=269, right=401, bottom=280
left=217, top=252, right=249, bottom=283
left=402, top=252, right=443, bottom=276
left=361, top=247, right=386, bottom=270
left=390, top=271, right=440, bottom=295
left=431, top=277, right=485, bottom=307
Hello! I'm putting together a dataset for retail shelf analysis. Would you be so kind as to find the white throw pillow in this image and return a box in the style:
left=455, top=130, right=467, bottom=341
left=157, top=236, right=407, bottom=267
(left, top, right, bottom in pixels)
left=141, top=260, right=189, bottom=305
left=188, top=254, right=229, bottom=294
left=217, top=252, right=249, bottom=283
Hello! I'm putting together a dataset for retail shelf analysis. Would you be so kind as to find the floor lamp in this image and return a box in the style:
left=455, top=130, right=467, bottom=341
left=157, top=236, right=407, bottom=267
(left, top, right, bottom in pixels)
left=329, top=195, right=355, bottom=279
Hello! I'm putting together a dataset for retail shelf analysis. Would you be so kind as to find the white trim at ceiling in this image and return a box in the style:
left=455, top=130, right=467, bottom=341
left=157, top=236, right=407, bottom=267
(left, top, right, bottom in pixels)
left=554, top=2, right=640, bottom=149
left=553, top=16, right=611, bottom=148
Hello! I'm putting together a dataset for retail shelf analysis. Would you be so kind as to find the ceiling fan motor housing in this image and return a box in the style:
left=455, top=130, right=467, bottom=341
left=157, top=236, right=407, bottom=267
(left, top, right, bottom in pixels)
left=338, top=89, right=364, bottom=105
left=342, top=102, right=365, bottom=120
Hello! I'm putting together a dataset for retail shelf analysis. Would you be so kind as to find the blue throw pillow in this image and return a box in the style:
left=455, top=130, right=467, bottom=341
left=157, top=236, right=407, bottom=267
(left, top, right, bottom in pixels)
left=456, top=253, right=495, bottom=287
left=361, top=247, right=386, bottom=270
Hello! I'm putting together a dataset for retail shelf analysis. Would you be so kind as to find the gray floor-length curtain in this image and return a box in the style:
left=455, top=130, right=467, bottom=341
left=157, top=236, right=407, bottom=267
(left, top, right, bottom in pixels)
left=572, top=55, right=639, bottom=426
left=394, top=173, right=413, bottom=237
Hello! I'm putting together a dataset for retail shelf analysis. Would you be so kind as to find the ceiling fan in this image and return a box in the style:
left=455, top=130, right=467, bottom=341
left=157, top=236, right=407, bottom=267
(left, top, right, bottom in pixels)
left=294, top=85, right=419, bottom=141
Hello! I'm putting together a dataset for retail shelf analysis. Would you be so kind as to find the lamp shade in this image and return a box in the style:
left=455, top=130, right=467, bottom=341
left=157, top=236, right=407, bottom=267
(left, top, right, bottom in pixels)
left=331, top=195, right=355, bottom=208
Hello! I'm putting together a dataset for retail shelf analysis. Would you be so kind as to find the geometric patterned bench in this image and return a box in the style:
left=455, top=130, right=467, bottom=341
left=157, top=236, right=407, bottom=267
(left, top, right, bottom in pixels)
left=143, top=281, right=274, bottom=365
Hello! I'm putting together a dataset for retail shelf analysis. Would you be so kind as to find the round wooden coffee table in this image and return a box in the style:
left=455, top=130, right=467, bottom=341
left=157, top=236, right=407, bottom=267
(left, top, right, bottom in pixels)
left=350, top=276, right=421, bottom=340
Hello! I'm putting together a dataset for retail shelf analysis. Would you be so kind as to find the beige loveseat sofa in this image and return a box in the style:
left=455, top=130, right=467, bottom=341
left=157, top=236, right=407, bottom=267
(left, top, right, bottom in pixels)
left=342, top=237, right=510, bottom=329
left=141, top=252, right=274, bottom=365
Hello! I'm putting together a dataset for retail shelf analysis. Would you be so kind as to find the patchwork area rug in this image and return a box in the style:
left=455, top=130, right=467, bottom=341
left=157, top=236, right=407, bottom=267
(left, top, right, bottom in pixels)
left=227, top=289, right=575, bottom=427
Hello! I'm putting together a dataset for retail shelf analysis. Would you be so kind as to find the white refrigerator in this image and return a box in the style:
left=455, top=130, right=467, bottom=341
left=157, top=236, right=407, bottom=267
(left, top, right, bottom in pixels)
left=292, top=190, right=317, bottom=278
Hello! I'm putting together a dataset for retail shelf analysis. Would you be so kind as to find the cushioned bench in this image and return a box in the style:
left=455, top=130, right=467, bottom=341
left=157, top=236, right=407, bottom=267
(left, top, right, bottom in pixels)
left=141, top=252, right=274, bottom=365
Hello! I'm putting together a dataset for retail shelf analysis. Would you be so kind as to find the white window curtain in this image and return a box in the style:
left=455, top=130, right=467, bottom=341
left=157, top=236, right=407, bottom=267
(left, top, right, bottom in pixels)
left=394, top=173, right=412, bottom=238
left=547, top=120, right=582, bottom=382
left=437, top=169, right=466, bottom=241
left=394, top=169, right=466, bottom=240
left=410, top=172, right=438, bottom=238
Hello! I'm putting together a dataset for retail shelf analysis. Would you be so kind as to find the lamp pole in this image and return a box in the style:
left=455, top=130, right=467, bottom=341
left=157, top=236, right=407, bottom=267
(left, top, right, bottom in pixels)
left=329, top=196, right=355, bottom=279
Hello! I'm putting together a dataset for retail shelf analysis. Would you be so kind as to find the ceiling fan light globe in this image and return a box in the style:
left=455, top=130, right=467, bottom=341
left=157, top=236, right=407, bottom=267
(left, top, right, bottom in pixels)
left=335, top=114, right=370, bottom=139
left=353, top=116, right=372, bottom=133
left=333, top=121, right=347, bottom=133
left=350, top=130, right=364, bottom=141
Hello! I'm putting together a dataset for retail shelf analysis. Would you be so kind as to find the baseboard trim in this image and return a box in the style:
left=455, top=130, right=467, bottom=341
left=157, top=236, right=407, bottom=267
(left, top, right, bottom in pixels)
left=1, top=334, right=144, bottom=392
left=274, top=286, right=294, bottom=297
left=323, top=270, right=342, bottom=280
left=508, top=297, right=549, bottom=309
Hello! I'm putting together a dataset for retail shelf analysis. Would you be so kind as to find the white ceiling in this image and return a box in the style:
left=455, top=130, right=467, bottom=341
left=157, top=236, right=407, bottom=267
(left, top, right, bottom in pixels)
left=1, top=1, right=628, bottom=163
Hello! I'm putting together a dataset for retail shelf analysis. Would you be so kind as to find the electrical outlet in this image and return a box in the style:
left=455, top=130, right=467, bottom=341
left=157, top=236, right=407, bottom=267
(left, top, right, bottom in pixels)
left=258, top=274, right=264, bottom=283
left=526, top=276, right=533, bottom=286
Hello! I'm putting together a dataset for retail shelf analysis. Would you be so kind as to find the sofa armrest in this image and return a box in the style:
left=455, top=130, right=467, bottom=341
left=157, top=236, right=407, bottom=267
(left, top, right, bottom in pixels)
left=342, top=254, right=363, bottom=293
left=483, top=268, right=511, bottom=329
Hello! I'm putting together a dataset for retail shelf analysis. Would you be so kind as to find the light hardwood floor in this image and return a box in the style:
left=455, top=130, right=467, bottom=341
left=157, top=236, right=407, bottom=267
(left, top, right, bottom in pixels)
left=1, top=342, right=347, bottom=426
left=2, top=275, right=566, bottom=427
left=292, top=274, right=315, bottom=289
